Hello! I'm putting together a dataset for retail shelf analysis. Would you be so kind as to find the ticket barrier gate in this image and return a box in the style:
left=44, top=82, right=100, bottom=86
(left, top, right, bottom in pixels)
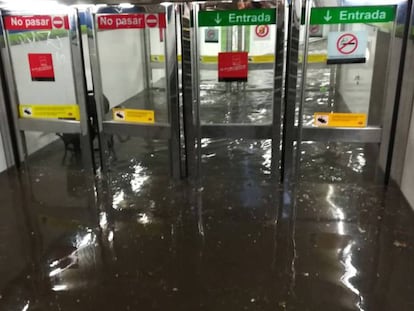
left=182, top=1, right=285, bottom=182
left=182, top=0, right=404, bottom=185
left=0, top=7, right=93, bottom=171
left=86, top=3, right=181, bottom=212
left=0, top=1, right=407, bottom=189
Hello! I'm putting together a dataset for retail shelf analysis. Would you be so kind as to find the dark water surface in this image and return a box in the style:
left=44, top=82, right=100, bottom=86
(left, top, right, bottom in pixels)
left=0, top=68, right=413, bottom=310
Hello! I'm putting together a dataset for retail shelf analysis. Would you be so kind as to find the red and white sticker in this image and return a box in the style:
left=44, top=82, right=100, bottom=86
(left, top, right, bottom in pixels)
left=28, top=53, right=55, bottom=82
left=4, top=15, right=69, bottom=31
left=218, top=52, right=248, bottom=82
left=336, top=33, right=358, bottom=55
left=97, top=13, right=166, bottom=30
left=255, top=25, right=269, bottom=38
left=327, top=31, right=367, bottom=63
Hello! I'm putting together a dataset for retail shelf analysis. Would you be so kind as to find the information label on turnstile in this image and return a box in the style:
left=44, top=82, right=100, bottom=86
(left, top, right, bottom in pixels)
left=198, top=9, right=276, bottom=27
left=19, top=104, right=80, bottom=120
left=113, top=108, right=155, bottom=123
left=97, top=13, right=166, bottom=30
left=314, top=113, right=367, bottom=127
left=310, top=6, right=395, bottom=25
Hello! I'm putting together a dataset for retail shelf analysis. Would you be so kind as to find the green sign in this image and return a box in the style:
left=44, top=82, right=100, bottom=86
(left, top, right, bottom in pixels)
left=198, top=9, right=276, bottom=27
left=310, top=6, right=396, bottom=25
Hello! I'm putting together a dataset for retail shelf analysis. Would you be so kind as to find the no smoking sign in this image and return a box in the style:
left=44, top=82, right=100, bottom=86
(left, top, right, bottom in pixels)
left=254, top=25, right=270, bottom=40
left=327, top=31, right=367, bottom=64
left=337, top=33, right=358, bottom=54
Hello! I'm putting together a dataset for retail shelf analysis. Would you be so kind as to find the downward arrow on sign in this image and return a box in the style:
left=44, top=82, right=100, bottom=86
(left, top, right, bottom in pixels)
left=214, top=13, right=222, bottom=24
left=324, top=10, right=332, bottom=22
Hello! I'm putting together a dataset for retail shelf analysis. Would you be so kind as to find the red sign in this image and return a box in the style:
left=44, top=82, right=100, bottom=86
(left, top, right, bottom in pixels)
left=97, top=13, right=166, bottom=30
left=218, top=52, right=248, bottom=82
left=255, top=25, right=269, bottom=38
left=4, top=15, right=69, bottom=31
left=146, top=14, right=158, bottom=28
left=28, top=53, right=55, bottom=82
left=337, top=33, right=358, bottom=55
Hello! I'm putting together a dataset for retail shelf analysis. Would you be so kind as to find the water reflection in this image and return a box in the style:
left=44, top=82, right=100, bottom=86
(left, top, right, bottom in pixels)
left=340, top=242, right=365, bottom=311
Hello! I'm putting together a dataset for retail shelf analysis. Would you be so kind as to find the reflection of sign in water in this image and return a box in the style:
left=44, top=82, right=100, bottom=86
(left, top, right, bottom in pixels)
left=28, top=53, right=55, bottom=82
left=327, top=31, right=367, bottom=64
left=113, top=108, right=155, bottom=123
left=218, top=52, right=248, bottom=82
left=254, top=25, right=270, bottom=40
left=205, top=28, right=219, bottom=43
left=314, top=113, right=367, bottom=127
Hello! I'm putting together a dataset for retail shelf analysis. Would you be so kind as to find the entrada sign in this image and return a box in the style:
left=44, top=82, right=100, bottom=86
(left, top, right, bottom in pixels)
left=198, top=9, right=276, bottom=27
left=310, top=6, right=396, bottom=25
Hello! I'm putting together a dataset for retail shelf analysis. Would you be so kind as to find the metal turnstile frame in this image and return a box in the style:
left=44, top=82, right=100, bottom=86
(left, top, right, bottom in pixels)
left=0, top=7, right=94, bottom=171
left=183, top=1, right=285, bottom=181
left=88, top=3, right=181, bottom=179
left=284, top=0, right=402, bottom=184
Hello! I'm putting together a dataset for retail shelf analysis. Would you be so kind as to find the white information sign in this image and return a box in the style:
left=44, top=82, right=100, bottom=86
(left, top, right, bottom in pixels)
left=327, top=31, right=367, bottom=64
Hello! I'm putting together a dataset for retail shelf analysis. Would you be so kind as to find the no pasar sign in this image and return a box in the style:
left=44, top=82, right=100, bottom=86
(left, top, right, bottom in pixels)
left=97, top=13, right=166, bottom=29
left=4, top=15, right=69, bottom=30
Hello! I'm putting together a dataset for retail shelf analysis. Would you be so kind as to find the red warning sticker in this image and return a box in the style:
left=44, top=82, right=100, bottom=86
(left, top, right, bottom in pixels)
left=218, top=52, right=248, bottom=82
left=4, top=15, right=69, bottom=31
left=28, top=53, right=55, bottom=82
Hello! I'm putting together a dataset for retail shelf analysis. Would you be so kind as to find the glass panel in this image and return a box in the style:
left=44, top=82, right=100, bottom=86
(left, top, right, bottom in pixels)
left=95, top=7, right=168, bottom=123
left=5, top=13, right=79, bottom=120
left=198, top=3, right=277, bottom=125
left=298, top=0, right=397, bottom=127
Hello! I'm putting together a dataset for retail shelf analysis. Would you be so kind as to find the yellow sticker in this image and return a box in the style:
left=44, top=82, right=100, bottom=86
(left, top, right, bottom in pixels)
left=314, top=113, right=367, bottom=128
left=151, top=55, right=165, bottom=63
left=298, top=53, right=327, bottom=64
left=308, top=54, right=327, bottom=64
left=19, top=104, right=80, bottom=120
left=200, top=55, right=218, bottom=63
left=113, top=108, right=155, bottom=124
left=150, top=55, right=182, bottom=63
left=249, top=55, right=275, bottom=63
left=150, top=54, right=327, bottom=64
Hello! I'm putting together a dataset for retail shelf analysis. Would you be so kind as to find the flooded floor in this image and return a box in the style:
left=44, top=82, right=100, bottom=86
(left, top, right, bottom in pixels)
left=1, top=68, right=414, bottom=310
left=0, top=134, right=414, bottom=311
